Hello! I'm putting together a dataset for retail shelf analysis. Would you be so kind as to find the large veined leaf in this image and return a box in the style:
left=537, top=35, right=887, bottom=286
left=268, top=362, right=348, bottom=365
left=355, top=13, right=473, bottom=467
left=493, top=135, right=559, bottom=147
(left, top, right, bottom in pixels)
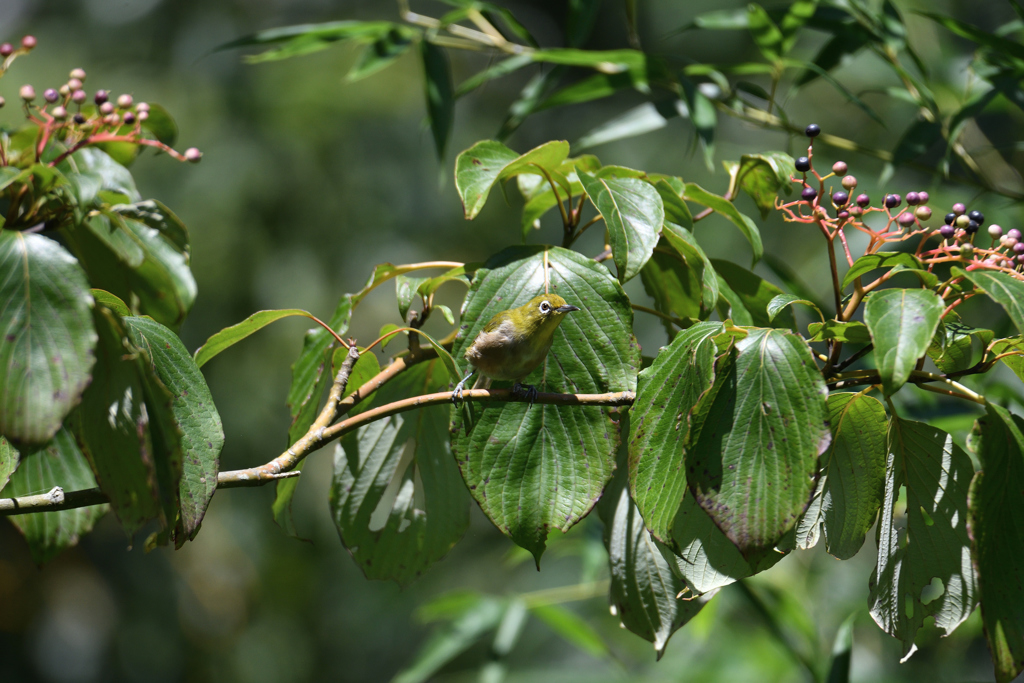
left=126, top=316, right=224, bottom=541
left=59, top=147, right=140, bottom=207
left=600, top=476, right=709, bottom=659
left=711, top=259, right=796, bottom=330
left=639, top=243, right=703, bottom=328
left=796, top=392, right=886, bottom=559
left=684, top=183, right=763, bottom=263
left=868, top=417, right=977, bottom=661
left=578, top=171, right=663, bottom=283
left=455, top=140, right=570, bottom=220
left=629, top=322, right=722, bottom=542
left=958, top=268, right=1024, bottom=335
left=724, top=152, right=796, bottom=220
left=72, top=308, right=179, bottom=537
left=330, top=359, right=470, bottom=586
left=864, top=288, right=944, bottom=395
left=686, top=328, right=830, bottom=558
left=968, top=404, right=1024, bottom=683
left=4, top=428, right=107, bottom=564
left=450, top=246, right=639, bottom=562
left=0, top=231, right=97, bottom=444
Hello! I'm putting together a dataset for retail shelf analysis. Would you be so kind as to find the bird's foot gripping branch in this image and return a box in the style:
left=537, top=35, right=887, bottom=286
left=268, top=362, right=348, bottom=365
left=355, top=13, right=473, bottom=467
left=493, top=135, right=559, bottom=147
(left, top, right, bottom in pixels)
left=3, top=44, right=1024, bottom=676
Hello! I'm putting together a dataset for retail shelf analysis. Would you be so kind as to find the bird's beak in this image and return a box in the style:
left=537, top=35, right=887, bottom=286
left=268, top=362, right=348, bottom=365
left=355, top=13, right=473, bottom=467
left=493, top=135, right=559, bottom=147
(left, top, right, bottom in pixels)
left=556, top=304, right=580, bottom=313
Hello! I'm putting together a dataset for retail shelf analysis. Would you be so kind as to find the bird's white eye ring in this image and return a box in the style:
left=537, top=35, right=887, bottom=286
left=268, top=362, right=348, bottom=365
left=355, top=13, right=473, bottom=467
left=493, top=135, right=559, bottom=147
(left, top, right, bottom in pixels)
left=540, top=301, right=551, bottom=313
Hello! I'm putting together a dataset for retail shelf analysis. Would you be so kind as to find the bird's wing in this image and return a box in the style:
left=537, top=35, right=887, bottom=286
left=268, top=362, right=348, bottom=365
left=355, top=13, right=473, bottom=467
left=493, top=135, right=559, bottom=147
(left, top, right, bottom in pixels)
left=481, top=309, right=512, bottom=333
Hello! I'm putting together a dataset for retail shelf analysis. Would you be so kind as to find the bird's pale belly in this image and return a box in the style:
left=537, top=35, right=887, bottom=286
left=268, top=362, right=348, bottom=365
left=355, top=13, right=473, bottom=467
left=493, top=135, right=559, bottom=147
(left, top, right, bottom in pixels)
left=465, top=329, right=553, bottom=382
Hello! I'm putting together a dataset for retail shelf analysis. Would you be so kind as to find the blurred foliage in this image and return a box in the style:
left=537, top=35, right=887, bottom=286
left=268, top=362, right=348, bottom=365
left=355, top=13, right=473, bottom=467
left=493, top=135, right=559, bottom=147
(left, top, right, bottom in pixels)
left=2, top=0, right=1024, bottom=682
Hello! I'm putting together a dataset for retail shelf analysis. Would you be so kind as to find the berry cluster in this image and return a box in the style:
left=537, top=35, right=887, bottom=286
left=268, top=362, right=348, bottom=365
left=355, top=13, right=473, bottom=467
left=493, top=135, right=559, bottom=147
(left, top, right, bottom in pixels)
left=777, top=123, right=1022, bottom=281
left=0, top=36, right=200, bottom=166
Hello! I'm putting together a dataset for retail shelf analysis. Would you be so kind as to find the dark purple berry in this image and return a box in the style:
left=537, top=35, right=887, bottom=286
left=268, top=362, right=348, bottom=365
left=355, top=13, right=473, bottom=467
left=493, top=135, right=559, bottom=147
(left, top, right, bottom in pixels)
left=801, top=186, right=817, bottom=201
left=43, top=88, right=59, bottom=103
left=967, top=220, right=980, bottom=234
left=838, top=210, right=850, bottom=219
left=1015, top=242, right=1024, bottom=254
left=944, top=212, right=957, bottom=225
left=795, top=156, right=811, bottom=173
left=939, top=225, right=955, bottom=238
left=805, top=123, right=821, bottom=137
left=123, top=112, right=136, bottom=124
left=832, top=191, right=849, bottom=206
left=968, top=210, right=984, bottom=224
left=897, top=212, right=916, bottom=227
left=94, top=89, right=109, bottom=105
left=73, top=113, right=86, bottom=124
left=856, top=194, right=870, bottom=207
left=884, top=194, right=901, bottom=209
left=906, top=192, right=920, bottom=206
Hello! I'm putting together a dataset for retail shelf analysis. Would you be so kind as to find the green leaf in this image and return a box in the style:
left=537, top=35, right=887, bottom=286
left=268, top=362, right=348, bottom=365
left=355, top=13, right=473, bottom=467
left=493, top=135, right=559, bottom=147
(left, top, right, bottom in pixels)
left=538, top=71, right=641, bottom=111
left=630, top=322, right=723, bottom=542
left=456, top=54, right=533, bottom=97
left=780, top=0, right=819, bottom=53
left=807, top=320, right=871, bottom=344
left=991, top=337, right=1024, bottom=382
left=396, top=274, right=428, bottom=321
left=194, top=309, right=315, bottom=368
left=346, top=26, right=416, bottom=81
left=435, top=303, right=455, bottom=326
left=91, top=288, right=131, bottom=317
left=450, top=246, right=639, bottom=562
left=573, top=100, right=685, bottom=151
left=958, top=268, right=1024, bottom=335
left=219, top=21, right=397, bottom=62
left=686, top=328, right=831, bottom=557
left=842, top=251, right=927, bottom=289
left=684, top=184, right=763, bottom=263
left=825, top=613, right=855, bottom=683
left=790, top=59, right=884, bottom=124
left=125, top=316, right=224, bottom=541
left=679, top=79, right=717, bottom=169
left=394, top=596, right=505, bottom=683
left=654, top=180, right=693, bottom=228
left=747, top=3, right=783, bottom=61
left=0, top=437, right=16, bottom=493
left=868, top=417, right=978, bottom=661
left=0, top=231, right=97, bottom=444
left=59, top=148, right=140, bottom=208
left=796, top=393, right=886, bottom=559
left=600, top=478, right=710, bottom=658
left=727, top=152, right=797, bottom=220
left=331, top=359, right=470, bottom=586
left=892, top=119, right=943, bottom=166
left=928, top=318, right=990, bottom=375
left=662, top=223, right=717, bottom=312
left=4, top=428, right=107, bottom=564
left=767, top=294, right=823, bottom=323
left=72, top=309, right=174, bottom=536
left=969, top=404, right=1024, bottom=683
left=140, top=103, right=178, bottom=148
left=567, top=0, right=602, bottom=47
left=455, top=140, right=570, bottom=219
left=578, top=171, right=663, bottom=283
left=530, top=603, right=609, bottom=658
left=863, top=289, right=944, bottom=395
left=421, top=41, right=455, bottom=162
left=639, top=245, right=702, bottom=330
left=711, top=259, right=795, bottom=330
left=689, top=8, right=750, bottom=30
left=917, top=11, right=1024, bottom=67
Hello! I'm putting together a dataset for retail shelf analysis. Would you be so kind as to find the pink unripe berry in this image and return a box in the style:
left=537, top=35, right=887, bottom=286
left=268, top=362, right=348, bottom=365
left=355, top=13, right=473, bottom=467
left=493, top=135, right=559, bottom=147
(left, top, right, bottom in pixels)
left=52, top=105, right=67, bottom=120
left=70, top=68, right=86, bottom=81
left=988, top=224, right=1003, bottom=238
left=184, top=147, right=202, bottom=162
left=849, top=206, right=863, bottom=217
left=897, top=212, right=916, bottom=227
left=68, top=78, right=82, bottom=90
left=138, top=111, right=149, bottom=121
left=1009, top=228, right=1023, bottom=240
left=1004, top=237, right=1019, bottom=249
left=21, top=35, right=37, bottom=49
left=19, top=84, right=35, bottom=101
left=72, top=89, right=86, bottom=103
left=906, top=192, right=920, bottom=206
left=0, top=43, right=13, bottom=58
left=842, top=175, right=857, bottom=190
left=0, top=97, right=5, bottom=108
left=43, top=88, right=59, bottom=103
left=832, top=161, right=848, bottom=175
left=952, top=202, right=966, bottom=215
left=135, top=102, right=149, bottom=113
left=116, top=94, right=133, bottom=108
left=99, top=102, right=114, bottom=115
left=838, top=210, right=850, bottom=219
left=1018, top=254, right=1024, bottom=264
left=915, top=206, right=932, bottom=221
left=918, top=191, right=929, bottom=204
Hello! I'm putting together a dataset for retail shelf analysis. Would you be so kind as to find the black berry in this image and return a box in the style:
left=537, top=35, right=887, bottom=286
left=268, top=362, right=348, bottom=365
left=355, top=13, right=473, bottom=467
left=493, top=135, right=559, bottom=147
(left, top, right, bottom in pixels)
left=73, top=113, right=86, bottom=124
left=832, top=191, right=849, bottom=206
left=944, top=212, right=957, bottom=225
left=967, top=220, right=980, bottom=234
left=801, top=186, right=817, bottom=201
left=94, top=90, right=108, bottom=105
left=805, top=123, right=821, bottom=137
left=884, top=194, right=901, bottom=209
left=795, top=156, right=811, bottom=173
left=968, top=210, right=984, bottom=223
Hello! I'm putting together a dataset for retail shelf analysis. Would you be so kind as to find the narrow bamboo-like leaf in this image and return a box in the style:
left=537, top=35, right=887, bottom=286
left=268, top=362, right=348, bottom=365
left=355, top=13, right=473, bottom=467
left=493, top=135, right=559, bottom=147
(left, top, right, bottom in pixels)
left=0, top=231, right=96, bottom=444
left=455, top=140, right=570, bottom=219
left=218, top=21, right=396, bottom=62
left=686, top=328, right=831, bottom=557
left=958, top=268, right=1024, bottom=335
left=578, top=171, right=663, bottom=282
left=747, top=3, right=783, bottom=61
left=767, top=294, right=823, bottom=323
left=797, top=393, right=886, bottom=559
left=538, top=72, right=640, bottom=111
left=679, top=79, right=716, bottom=169
left=711, top=260, right=795, bottom=330
left=456, top=54, right=533, bottom=97
left=868, top=417, right=977, bottom=661
left=451, top=246, right=639, bottom=562
left=918, top=11, right=1024, bottom=67
left=600, top=480, right=709, bottom=658
left=332, top=359, right=469, bottom=586
left=684, top=184, right=763, bottom=263
left=194, top=309, right=314, bottom=368
left=125, top=316, right=223, bottom=540
left=422, top=41, right=455, bottom=161
left=567, top=0, right=602, bottom=47
left=780, top=0, right=819, bottom=53
left=629, top=322, right=722, bottom=541
left=863, top=289, right=944, bottom=395
left=530, top=603, right=609, bottom=658
left=4, top=428, right=107, bottom=564
left=346, top=26, right=416, bottom=81
left=573, top=100, right=685, bottom=151
left=969, top=404, right=1024, bottom=683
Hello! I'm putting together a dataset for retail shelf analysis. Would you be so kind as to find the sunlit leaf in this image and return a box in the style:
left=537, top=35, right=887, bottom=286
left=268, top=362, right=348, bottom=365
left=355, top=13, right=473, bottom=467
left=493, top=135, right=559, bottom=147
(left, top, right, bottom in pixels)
left=578, top=170, right=663, bottom=282
left=863, top=289, right=944, bottom=395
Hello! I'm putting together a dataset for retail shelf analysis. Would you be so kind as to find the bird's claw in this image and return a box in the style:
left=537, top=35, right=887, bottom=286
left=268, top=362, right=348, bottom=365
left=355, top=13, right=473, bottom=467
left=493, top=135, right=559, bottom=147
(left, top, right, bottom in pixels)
left=452, top=370, right=475, bottom=405
left=512, top=383, right=539, bottom=406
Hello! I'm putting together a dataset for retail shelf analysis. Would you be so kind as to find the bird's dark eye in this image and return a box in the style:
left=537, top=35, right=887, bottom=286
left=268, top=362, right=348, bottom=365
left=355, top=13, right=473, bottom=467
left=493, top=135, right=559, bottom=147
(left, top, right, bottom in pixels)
left=540, top=301, right=551, bottom=313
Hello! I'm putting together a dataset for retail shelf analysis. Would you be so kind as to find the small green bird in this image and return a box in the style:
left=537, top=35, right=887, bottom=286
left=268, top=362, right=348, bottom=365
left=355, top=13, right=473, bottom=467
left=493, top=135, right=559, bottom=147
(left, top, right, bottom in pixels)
left=453, top=293, right=580, bottom=404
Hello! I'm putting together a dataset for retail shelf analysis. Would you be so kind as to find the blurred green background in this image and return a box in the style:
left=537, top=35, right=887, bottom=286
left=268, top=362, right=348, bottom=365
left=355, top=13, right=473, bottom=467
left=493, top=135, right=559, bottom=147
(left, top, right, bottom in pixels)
left=0, top=0, right=1020, bottom=681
